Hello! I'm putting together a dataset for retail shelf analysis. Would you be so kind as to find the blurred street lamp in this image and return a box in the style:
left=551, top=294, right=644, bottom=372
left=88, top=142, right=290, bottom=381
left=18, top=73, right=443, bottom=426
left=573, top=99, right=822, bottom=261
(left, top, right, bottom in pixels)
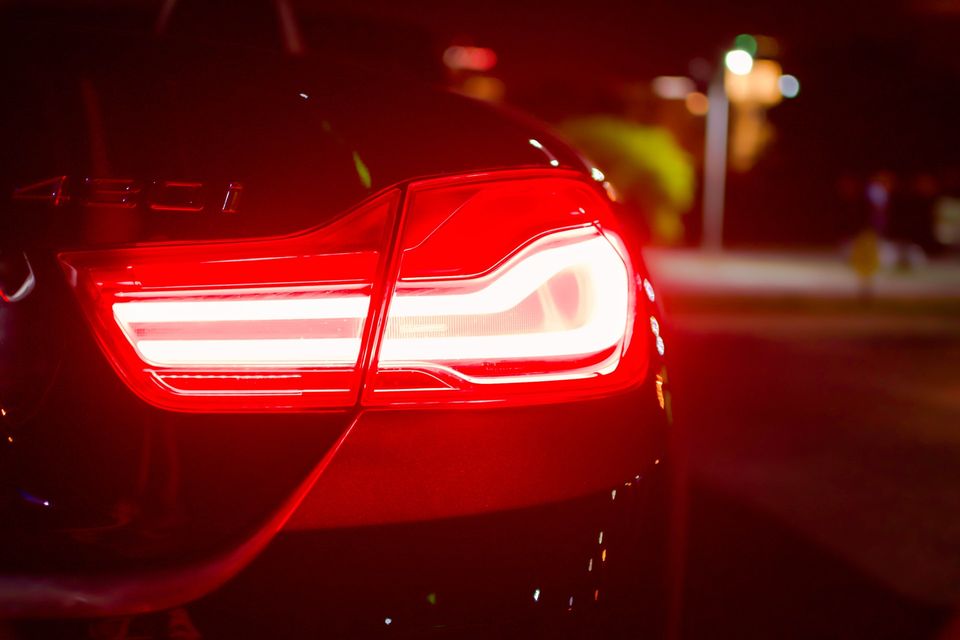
left=703, top=39, right=756, bottom=251
left=702, top=36, right=796, bottom=251
left=724, top=49, right=754, bottom=76
left=702, top=62, right=729, bottom=251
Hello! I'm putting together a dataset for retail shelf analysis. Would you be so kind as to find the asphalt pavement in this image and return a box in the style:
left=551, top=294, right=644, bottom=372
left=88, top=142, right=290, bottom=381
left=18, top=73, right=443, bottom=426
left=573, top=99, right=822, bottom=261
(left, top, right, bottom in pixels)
left=649, top=248, right=960, bottom=639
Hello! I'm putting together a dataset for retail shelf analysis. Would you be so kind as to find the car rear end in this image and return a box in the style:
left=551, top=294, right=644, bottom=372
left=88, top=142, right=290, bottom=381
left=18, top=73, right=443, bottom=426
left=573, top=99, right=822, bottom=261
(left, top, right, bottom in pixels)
left=0, top=7, right=674, bottom=637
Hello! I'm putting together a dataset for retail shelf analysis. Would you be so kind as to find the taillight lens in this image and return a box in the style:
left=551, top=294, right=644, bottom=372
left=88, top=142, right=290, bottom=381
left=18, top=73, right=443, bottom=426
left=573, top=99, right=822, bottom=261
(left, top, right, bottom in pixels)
left=366, top=174, right=647, bottom=406
left=60, top=171, right=648, bottom=412
left=59, top=192, right=398, bottom=411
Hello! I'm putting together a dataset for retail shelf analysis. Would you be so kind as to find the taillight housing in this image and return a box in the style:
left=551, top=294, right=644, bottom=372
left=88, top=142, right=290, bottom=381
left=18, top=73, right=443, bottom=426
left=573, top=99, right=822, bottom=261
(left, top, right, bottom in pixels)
left=60, top=171, right=649, bottom=412
left=59, top=191, right=398, bottom=411
left=366, top=174, right=646, bottom=405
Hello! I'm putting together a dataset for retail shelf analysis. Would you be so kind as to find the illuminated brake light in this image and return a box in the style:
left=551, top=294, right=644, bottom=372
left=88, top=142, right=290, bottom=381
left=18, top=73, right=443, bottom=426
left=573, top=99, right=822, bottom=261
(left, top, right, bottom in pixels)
left=59, top=171, right=648, bottom=412
left=367, top=173, right=647, bottom=405
left=113, top=295, right=369, bottom=367
left=59, top=192, right=398, bottom=411
left=379, top=230, right=628, bottom=365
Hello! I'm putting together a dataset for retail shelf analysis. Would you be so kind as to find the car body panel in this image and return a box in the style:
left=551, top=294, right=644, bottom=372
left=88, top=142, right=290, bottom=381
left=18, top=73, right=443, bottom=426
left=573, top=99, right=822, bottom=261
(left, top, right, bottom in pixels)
left=0, top=8, right=671, bottom=623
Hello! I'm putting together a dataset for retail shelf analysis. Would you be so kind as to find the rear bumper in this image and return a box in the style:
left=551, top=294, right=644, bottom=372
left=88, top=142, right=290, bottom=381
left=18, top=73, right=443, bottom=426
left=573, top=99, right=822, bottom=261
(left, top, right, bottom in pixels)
left=0, top=380, right=669, bottom=619
left=287, top=387, right=666, bottom=530
left=193, top=470, right=670, bottom=639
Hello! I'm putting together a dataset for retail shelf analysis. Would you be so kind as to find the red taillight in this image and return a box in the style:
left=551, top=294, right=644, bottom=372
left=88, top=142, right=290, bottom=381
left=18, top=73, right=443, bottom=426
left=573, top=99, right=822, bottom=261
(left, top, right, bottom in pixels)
left=60, top=171, right=648, bottom=412
left=59, top=191, right=398, bottom=411
left=366, top=174, right=646, bottom=405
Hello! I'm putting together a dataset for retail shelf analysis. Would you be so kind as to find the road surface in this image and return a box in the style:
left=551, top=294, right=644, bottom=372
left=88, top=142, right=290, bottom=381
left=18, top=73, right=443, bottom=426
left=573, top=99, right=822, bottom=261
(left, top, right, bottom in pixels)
left=669, top=305, right=960, bottom=639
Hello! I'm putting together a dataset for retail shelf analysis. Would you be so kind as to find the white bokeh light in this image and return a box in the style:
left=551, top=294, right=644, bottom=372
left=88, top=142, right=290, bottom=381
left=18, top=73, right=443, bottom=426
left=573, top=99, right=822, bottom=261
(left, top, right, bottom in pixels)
left=724, top=49, right=754, bottom=76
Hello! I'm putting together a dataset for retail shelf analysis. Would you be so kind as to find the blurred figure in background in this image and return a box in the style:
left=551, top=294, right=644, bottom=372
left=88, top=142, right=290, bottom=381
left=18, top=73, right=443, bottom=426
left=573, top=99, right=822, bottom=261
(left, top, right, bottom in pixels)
left=865, top=171, right=894, bottom=237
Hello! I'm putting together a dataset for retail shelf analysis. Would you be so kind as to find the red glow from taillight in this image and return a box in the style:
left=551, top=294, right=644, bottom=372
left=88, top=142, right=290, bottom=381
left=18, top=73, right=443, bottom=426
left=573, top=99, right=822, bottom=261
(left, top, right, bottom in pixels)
left=59, top=171, right=648, bottom=412
left=59, top=191, right=398, bottom=411
left=366, top=173, right=647, bottom=406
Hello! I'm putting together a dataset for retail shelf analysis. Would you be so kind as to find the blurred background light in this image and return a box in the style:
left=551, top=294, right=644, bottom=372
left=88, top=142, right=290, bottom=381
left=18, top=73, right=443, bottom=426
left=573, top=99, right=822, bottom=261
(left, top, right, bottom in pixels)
left=778, top=73, right=800, bottom=98
left=726, top=59, right=783, bottom=105
left=724, top=49, right=754, bottom=76
left=460, top=75, right=505, bottom=101
left=733, top=33, right=758, bottom=56
left=685, top=91, right=709, bottom=115
left=652, top=75, right=696, bottom=100
left=442, top=45, right=498, bottom=72
left=753, top=34, right=782, bottom=58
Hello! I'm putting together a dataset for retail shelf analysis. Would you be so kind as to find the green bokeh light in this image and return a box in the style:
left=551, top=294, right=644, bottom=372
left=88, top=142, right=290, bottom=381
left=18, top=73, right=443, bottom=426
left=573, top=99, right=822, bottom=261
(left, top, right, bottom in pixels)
left=733, top=33, right=758, bottom=56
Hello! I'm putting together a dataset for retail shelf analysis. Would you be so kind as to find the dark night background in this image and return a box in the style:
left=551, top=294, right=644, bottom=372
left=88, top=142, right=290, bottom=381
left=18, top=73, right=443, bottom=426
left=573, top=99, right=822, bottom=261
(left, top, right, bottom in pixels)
left=310, top=0, right=960, bottom=246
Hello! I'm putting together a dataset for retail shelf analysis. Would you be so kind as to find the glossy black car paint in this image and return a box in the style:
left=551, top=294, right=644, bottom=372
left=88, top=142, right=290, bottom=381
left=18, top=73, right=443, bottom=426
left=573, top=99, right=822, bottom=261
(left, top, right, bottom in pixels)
left=0, top=8, right=672, bottom=633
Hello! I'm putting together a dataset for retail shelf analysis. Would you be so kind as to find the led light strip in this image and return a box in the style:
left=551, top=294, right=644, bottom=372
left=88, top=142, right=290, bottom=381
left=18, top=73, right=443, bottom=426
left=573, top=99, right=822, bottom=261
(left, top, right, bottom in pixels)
left=109, top=230, right=628, bottom=371
left=135, top=337, right=363, bottom=367
left=389, top=233, right=614, bottom=317
left=114, top=295, right=371, bottom=324
left=114, top=292, right=370, bottom=367
left=380, top=231, right=629, bottom=363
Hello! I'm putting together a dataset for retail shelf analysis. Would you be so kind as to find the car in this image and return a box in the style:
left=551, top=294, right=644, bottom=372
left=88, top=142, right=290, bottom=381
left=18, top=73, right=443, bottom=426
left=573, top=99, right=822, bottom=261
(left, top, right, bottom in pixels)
left=0, top=3, right=674, bottom=637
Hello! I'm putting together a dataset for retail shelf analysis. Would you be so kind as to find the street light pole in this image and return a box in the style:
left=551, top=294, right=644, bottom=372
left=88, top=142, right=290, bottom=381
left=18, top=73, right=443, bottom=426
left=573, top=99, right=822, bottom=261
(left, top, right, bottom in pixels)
left=702, top=68, right=729, bottom=252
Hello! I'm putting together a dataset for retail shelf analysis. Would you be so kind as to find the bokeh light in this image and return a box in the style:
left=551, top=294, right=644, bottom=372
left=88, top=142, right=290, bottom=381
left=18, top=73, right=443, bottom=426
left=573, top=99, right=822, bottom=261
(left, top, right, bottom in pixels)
left=685, top=91, right=709, bottom=115
left=734, top=33, right=758, bottom=56
left=724, top=49, right=754, bottom=76
left=652, top=75, right=696, bottom=100
left=778, top=73, right=800, bottom=98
